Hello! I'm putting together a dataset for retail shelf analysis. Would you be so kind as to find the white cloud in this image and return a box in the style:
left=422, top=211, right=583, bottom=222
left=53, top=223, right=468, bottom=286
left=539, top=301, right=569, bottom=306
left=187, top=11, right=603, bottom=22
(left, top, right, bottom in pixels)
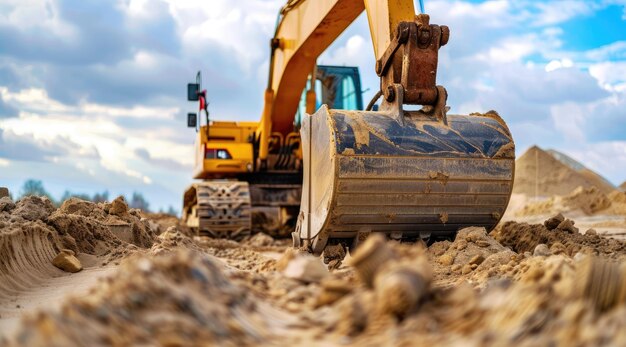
left=545, top=58, right=574, bottom=72
left=0, top=158, right=9, bottom=167
left=589, top=61, right=626, bottom=90
left=0, top=0, right=78, bottom=40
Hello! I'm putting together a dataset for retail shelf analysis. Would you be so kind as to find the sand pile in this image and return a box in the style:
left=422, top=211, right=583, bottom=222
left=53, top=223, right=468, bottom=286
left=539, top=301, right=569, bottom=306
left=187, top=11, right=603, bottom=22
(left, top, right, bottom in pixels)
left=1, top=196, right=66, bottom=297
left=4, top=250, right=278, bottom=346
left=0, top=195, right=158, bottom=306
left=607, top=190, right=626, bottom=215
left=4, top=212, right=626, bottom=346
left=493, top=215, right=626, bottom=259
left=513, top=146, right=614, bottom=197
left=314, top=236, right=626, bottom=346
left=427, top=227, right=517, bottom=284
left=518, top=186, right=613, bottom=216
left=48, top=196, right=156, bottom=254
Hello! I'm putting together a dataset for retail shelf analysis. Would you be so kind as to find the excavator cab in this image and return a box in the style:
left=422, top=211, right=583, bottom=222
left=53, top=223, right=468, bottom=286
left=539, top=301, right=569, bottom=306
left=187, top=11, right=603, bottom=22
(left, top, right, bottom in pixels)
left=295, top=65, right=364, bottom=130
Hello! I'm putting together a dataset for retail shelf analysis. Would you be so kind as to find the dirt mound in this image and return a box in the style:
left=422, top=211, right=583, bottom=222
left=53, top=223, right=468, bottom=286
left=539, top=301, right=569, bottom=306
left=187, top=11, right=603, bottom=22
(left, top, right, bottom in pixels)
left=513, top=146, right=613, bottom=197
left=320, top=237, right=626, bottom=346
left=427, top=227, right=514, bottom=284
left=563, top=186, right=612, bottom=214
left=492, top=216, right=626, bottom=258
left=49, top=197, right=155, bottom=255
left=518, top=186, right=613, bottom=216
left=620, top=181, right=626, bottom=191
left=4, top=250, right=277, bottom=346
left=608, top=191, right=626, bottom=215
left=0, top=196, right=159, bottom=310
left=10, top=196, right=56, bottom=222
left=0, top=220, right=64, bottom=299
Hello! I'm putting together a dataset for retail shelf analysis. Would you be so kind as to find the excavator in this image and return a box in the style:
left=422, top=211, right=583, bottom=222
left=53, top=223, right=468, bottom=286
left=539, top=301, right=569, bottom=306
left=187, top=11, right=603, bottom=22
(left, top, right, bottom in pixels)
left=183, top=0, right=515, bottom=256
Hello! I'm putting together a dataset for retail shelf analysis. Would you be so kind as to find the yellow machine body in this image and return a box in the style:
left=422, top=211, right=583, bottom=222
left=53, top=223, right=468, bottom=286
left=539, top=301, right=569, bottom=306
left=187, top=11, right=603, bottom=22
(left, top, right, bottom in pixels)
left=191, top=121, right=258, bottom=179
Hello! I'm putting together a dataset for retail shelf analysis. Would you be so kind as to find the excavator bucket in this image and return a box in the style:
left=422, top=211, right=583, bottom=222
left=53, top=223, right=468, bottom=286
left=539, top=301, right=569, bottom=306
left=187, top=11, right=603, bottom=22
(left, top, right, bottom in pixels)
left=296, top=105, right=515, bottom=255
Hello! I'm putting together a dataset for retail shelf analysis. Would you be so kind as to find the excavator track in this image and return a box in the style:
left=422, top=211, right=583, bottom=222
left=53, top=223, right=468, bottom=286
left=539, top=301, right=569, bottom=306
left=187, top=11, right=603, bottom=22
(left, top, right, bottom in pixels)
left=184, top=181, right=252, bottom=240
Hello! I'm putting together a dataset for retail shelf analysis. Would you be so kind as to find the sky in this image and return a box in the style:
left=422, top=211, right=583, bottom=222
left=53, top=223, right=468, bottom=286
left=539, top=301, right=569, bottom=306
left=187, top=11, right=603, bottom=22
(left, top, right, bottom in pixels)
left=0, top=0, right=625, bottom=212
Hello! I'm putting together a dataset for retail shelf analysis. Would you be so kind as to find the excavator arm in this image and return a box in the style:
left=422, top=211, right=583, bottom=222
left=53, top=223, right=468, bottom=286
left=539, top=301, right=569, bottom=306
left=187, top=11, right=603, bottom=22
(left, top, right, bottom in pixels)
left=259, top=0, right=438, bottom=158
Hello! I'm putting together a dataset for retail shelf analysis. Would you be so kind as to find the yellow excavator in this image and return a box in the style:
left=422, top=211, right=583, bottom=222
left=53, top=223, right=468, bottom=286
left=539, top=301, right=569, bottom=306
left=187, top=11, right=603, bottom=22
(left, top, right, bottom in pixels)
left=183, top=0, right=515, bottom=255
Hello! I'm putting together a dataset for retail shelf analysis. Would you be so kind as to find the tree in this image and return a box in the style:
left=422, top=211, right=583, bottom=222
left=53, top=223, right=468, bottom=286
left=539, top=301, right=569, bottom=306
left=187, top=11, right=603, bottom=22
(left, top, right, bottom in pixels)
left=20, top=179, right=53, bottom=200
left=166, top=205, right=178, bottom=217
left=92, top=191, right=109, bottom=203
left=129, top=192, right=150, bottom=212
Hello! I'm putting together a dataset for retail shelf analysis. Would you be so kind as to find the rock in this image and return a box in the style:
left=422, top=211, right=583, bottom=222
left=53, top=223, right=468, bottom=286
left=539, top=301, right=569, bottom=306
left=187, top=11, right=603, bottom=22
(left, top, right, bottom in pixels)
left=0, top=187, right=9, bottom=198
left=109, top=196, right=129, bottom=216
left=573, top=252, right=586, bottom=262
left=247, top=233, right=274, bottom=247
left=283, top=255, right=329, bottom=283
left=276, top=248, right=298, bottom=272
left=550, top=242, right=567, bottom=255
left=58, top=198, right=101, bottom=217
left=461, top=264, right=473, bottom=275
left=438, top=253, right=455, bottom=266
left=52, top=250, right=83, bottom=273
left=12, top=196, right=56, bottom=221
left=544, top=213, right=565, bottom=230
left=468, top=254, right=485, bottom=266
left=451, top=264, right=462, bottom=272
left=475, top=240, right=490, bottom=248
left=349, top=234, right=396, bottom=287
left=147, top=220, right=161, bottom=234
left=533, top=244, right=551, bottom=257
left=0, top=196, right=15, bottom=212
left=316, top=279, right=353, bottom=307
left=585, top=229, right=597, bottom=236
left=556, top=219, right=578, bottom=234
left=375, top=267, right=429, bottom=317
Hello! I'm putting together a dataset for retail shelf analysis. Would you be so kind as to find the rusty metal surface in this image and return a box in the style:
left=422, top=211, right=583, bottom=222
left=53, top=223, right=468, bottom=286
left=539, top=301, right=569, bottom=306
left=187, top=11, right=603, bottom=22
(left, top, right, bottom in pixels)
left=297, top=106, right=515, bottom=255
left=377, top=14, right=448, bottom=106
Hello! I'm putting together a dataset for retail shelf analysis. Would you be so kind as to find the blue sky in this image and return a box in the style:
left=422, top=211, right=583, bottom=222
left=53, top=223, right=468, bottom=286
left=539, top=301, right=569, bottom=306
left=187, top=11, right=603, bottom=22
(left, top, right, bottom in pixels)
left=0, top=0, right=625, bottom=211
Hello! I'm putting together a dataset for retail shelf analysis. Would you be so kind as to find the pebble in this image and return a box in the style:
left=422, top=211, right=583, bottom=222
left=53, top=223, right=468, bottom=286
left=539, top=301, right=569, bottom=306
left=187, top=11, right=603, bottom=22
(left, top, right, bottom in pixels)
left=468, top=254, right=485, bottom=266
left=283, top=256, right=328, bottom=283
left=533, top=244, right=551, bottom=257
left=52, top=250, right=83, bottom=273
left=544, top=213, right=565, bottom=230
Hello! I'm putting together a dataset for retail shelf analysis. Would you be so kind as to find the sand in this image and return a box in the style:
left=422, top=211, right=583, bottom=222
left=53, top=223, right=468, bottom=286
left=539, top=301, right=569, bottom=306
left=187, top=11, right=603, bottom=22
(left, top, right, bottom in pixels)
left=516, top=186, right=626, bottom=218
left=2, top=195, right=626, bottom=346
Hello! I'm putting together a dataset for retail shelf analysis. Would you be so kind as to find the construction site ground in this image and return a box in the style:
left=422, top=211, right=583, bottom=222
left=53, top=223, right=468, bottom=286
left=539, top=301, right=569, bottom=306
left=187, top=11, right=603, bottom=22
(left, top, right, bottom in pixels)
left=2, top=184, right=626, bottom=345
